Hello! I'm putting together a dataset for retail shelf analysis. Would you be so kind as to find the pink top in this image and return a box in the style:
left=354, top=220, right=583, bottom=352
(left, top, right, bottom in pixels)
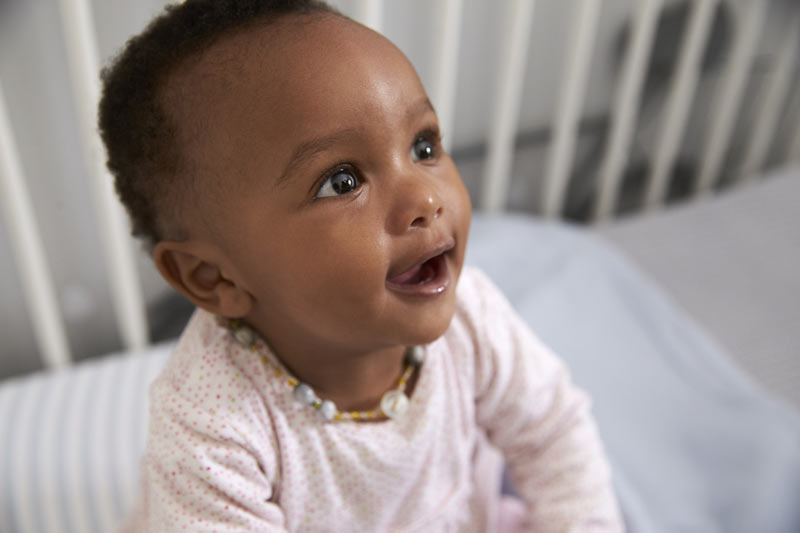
left=123, top=267, right=623, bottom=532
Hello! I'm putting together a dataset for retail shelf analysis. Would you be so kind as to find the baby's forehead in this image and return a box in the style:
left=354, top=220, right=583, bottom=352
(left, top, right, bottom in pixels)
left=166, top=14, right=392, bottom=108
left=154, top=12, right=430, bottom=242
left=161, top=14, right=420, bottom=162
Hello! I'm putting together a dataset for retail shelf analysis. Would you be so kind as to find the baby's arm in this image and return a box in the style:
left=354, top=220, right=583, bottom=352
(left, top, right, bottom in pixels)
left=466, top=269, right=624, bottom=532
left=124, top=373, right=288, bottom=532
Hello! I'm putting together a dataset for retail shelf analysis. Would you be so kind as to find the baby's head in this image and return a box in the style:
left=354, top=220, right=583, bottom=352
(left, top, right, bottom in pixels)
left=99, top=0, right=471, bottom=356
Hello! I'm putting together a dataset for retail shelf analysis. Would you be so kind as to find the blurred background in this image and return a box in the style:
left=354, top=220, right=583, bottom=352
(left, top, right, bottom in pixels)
left=1, top=0, right=799, bottom=378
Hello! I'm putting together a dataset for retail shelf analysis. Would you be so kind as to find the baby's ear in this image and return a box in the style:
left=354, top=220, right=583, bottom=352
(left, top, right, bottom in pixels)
left=153, top=240, right=253, bottom=318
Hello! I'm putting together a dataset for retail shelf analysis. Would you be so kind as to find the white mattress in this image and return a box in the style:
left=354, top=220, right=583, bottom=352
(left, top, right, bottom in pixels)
left=597, top=166, right=800, bottom=411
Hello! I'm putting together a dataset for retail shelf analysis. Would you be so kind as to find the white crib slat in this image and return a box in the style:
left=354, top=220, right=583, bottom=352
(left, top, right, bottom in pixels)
left=695, top=0, right=766, bottom=195
left=738, top=13, right=800, bottom=182
left=482, top=0, right=536, bottom=212
left=0, top=82, right=72, bottom=369
left=790, top=107, right=800, bottom=163
left=352, top=0, right=383, bottom=33
left=58, top=0, right=149, bottom=351
left=645, top=0, right=716, bottom=209
left=785, top=69, right=800, bottom=164
left=430, top=0, right=463, bottom=154
left=541, top=0, right=602, bottom=218
left=593, top=0, right=662, bottom=221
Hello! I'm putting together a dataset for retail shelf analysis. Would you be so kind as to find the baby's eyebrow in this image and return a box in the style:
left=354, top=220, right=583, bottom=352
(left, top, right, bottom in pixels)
left=275, top=128, right=358, bottom=188
left=408, top=97, right=435, bottom=122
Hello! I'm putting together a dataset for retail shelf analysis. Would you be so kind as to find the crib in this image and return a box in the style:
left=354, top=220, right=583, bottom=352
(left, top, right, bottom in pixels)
left=1, top=1, right=799, bottom=532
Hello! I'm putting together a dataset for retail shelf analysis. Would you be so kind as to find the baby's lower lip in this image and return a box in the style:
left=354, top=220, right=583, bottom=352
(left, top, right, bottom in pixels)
left=385, top=253, right=450, bottom=296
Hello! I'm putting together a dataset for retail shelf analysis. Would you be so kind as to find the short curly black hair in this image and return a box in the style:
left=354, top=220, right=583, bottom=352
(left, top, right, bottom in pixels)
left=98, top=0, right=339, bottom=250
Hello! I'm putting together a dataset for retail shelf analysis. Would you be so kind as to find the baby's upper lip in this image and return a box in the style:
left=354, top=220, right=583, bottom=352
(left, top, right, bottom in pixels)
left=386, top=237, right=456, bottom=280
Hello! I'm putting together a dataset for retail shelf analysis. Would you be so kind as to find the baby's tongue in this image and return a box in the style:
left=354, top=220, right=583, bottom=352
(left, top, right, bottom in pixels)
left=388, top=262, right=424, bottom=285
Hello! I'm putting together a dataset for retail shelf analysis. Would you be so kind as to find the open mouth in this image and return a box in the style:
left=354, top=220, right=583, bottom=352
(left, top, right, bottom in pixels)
left=386, top=251, right=451, bottom=295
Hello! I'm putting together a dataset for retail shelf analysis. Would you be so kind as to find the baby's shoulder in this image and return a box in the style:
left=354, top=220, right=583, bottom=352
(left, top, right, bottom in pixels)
left=155, top=311, right=240, bottom=388
left=455, top=264, right=492, bottom=298
left=443, top=266, right=515, bottom=368
left=451, top=265, right=548, bottom=367
left=452, top=266, right=517, bottom=336
left=142, top=313, right=282, bottom=494
left=149, top=310, right=275, bottom=437
left=455, top=265, right=512, bottom=311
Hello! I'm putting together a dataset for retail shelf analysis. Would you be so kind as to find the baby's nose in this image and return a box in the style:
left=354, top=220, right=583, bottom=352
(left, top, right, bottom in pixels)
left=388, top=175, right=444, bottom=233
left=409, top=194, right=443, bottom=228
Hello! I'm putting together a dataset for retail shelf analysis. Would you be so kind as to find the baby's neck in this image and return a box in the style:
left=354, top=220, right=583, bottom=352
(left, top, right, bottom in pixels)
left=273, top=342, right=409, bottom=413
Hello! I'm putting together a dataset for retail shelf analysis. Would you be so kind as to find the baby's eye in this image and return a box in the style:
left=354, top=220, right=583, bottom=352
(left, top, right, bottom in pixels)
left=410, top=136, right=436, bottom=162
left=316, top=168, right=361, bottom=198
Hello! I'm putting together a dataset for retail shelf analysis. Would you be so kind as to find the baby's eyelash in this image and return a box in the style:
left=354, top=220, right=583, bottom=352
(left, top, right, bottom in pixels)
left=410, top=126, right=444, bottom=162
left=416, top=126, right=442, bottom=146
left=312, top=163, right=360, bottom=198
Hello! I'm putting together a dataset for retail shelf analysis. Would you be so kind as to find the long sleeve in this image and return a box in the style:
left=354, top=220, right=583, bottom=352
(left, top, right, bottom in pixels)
left=123, top=388, right=287, bottom=531
left=121, top=316, right=289, bottom=532
left=465, top=268, right=624, bottom=532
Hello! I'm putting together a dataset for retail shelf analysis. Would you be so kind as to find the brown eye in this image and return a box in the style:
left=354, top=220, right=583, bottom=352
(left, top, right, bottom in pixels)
left=316, top=168, right=360, bottom=198
left=411, top=136, right=435, bottom=161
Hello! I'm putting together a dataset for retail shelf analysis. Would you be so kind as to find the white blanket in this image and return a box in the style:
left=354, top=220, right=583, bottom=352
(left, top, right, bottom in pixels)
left=1, top=215, right=798, bottom=532
left=598, top=166, right=800, bottom=409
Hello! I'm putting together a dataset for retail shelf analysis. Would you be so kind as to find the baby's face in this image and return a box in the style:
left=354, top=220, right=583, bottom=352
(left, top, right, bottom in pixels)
left=172, top=15, right=471, bottom=354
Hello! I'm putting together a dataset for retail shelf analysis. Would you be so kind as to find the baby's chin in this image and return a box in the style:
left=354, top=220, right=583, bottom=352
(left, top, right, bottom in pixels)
left=398, top=299, right=459, bottom=347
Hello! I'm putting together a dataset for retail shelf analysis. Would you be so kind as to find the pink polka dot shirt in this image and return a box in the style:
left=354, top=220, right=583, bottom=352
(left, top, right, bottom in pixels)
left=122, top=267, right=623, bottom=532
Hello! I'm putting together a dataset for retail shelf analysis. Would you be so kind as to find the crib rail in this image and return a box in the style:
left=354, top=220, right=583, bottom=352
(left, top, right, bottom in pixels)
left=541, top=0, right=602, bottom=218
left=645, top=0, right=717, bottom=208
left=739, top=10, right=800, bottom=183
left=1, top=0, right=799, bottom=369
left=696, top=0, right=766, bottom=195
left=58, top=0, right=150, bottom=354
left=595, top=0, right=663, bottom=219
left=0, top=83, right=71, bottom=369
left=482, top=0, right=536, bottom=212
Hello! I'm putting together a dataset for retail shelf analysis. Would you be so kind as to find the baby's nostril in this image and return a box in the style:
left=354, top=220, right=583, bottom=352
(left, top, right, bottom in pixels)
left=410, top=216, right=426, bottom=228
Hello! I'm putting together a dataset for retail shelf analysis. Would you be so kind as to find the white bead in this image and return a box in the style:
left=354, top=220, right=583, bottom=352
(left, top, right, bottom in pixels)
left=406, top=345, right=425, bottom=365
left=318, top=400, right=337, bottom=421
left=233, top=326, right=254, bottom=347
left=380, top=389, right=409, bottom=419
left=293, top=383, right=315, bottom=405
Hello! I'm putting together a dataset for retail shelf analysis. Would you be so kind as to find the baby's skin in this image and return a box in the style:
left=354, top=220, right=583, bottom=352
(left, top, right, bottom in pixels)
left=153, top=13, right=472, bottom=413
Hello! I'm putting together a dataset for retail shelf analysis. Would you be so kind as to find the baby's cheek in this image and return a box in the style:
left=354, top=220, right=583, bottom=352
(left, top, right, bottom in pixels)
left=445, top=172, right=471, bottom=219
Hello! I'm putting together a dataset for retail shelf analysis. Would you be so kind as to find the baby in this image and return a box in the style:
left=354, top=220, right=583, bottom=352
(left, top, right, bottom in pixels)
left=99, top=0, right=623, bottom=531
